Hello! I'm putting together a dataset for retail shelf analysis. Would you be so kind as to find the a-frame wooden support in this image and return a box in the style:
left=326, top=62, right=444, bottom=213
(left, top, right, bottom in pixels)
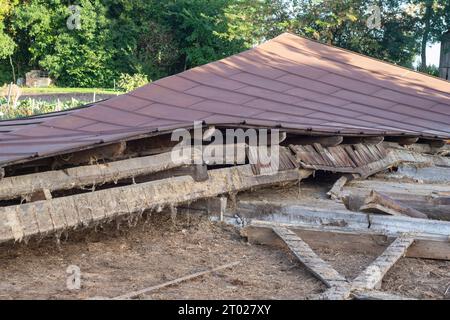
left=273, top=226, right=415, bottom=300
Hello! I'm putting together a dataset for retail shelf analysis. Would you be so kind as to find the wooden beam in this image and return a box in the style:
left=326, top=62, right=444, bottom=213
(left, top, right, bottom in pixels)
left=352, top=290, right=416, bottom=300
left=341, top=179, right=450, bottom=220
left=54, top=141, right=127, bottom=167
left=0, top=150, right=196, bottom=201
left=342, top=137, right=384, bottom=145
left=360, top=190, right=428, bottom=219
left=385, top=137, right=419, bottom=146
left=396, top=164, right=450, bottom=184
left=419, top=139, right=447, bottom=148
left=284, top=135, right=343, bottom=147
left=383, top=141, right=450, bottom=155
left=273, top=227, right=348, bottom=288
left=0, top=166, right=308, bottom=243
left=317, top=235, right=414, bottom=299
left=351, top=236, right=414, bottom=290
left=241, top=206, right=450, bottom=260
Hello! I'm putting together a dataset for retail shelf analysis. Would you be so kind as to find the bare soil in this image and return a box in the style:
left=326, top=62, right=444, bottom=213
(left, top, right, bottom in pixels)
left=0, top=211, right=448, bottom=300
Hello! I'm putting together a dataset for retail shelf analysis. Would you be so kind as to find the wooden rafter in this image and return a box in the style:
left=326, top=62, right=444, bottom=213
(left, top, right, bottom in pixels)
left=272, top=225, right=415, bottom=300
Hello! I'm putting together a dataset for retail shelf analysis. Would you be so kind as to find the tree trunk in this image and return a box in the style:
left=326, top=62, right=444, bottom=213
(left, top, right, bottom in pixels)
left=421, top=0, right=433, bottom=71
left=9, top=56, right=15, bottom=84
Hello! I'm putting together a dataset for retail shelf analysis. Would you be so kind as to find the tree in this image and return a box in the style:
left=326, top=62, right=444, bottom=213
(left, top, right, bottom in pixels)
left=0, top=0, right=18, bottom=83
left=11, top=0, right=117, bottom=87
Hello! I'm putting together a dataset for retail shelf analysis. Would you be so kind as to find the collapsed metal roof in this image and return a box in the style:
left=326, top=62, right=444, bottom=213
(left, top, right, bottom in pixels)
left=0, top=33, right=449, bottom=166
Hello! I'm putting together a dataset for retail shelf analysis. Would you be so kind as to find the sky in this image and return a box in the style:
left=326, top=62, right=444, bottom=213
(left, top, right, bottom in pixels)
left=426, top=43, right=441, bottom=67
left=414, top=42, right=441, bottom=67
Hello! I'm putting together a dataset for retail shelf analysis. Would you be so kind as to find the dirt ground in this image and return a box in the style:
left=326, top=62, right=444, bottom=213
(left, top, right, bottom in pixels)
left=0, top=210, right=449, bottom=300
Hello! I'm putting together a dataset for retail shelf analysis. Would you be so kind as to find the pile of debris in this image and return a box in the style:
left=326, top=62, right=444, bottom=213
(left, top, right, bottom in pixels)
left=0, top=33, right=449, bottom=300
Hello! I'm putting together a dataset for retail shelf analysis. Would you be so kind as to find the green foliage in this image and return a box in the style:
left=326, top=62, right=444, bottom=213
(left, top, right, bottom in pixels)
left=117, top=73, right=149, bottom=92
left=11, top=0, right=117, bottom=87
left=417, top=64, right=440, bottom=76
left=0, top=0, right=447, bottom=88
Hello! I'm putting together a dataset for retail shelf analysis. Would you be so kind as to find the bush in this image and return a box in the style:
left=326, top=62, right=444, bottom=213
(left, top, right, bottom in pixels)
left=117, top=73, right=150, bottom=92
left=417, top=65, right=440, bottom=77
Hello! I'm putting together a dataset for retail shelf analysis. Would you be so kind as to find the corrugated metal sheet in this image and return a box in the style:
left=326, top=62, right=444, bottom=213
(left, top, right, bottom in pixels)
left=0, top=33, right=449, bottom=166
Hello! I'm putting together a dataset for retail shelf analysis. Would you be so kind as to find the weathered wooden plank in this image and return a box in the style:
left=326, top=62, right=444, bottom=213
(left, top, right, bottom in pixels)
left=327, top=176, right=348, bottom=200
left=351, top=236, right=414, bottom=290
left=360, top=190, right=428, bottom=219
left=342, top=178, right=450, bottom=220
left=273, top=226, right=347, bottom=288
left=0, top=165, right=306, bottom=243
left=291, top=142, right=450, bottom=178
left=382, top=164, right=450, bottom=184
left=0, top=150, right=196, bottom=201
left=351, top=290, right=416, bottom=300
left=241, top=206, right=450, bottom=260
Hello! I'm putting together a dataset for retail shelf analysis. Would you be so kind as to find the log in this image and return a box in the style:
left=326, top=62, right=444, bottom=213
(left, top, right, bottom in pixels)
left=0, top=165, right=310, bottom=243
left=360, top=190, right=428, bottom=219
left=0, top=149, right=197, bottom=201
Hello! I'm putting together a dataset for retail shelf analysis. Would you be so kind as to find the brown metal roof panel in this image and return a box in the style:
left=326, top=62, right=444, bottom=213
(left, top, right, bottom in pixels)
left=76, top=105, right=153, bottom=127
left=136, top=104, right=209, bottom=122
left=372, top=89, right=436, bottom=108
left=188, top=100, right=260, bottom=117
left=244, top=99, right=314, bottom=116
left=391, top=105, right=450, bottom=123
left=271, top=33, right=450, bottom=94
left=276, top=74, right=339, bottom=94
left=42, top=115, right=97, bottom=130
left=131, top=85, right=203, bottom=107
left=180, top=68, right=246, bottom=91
left=229, top=72, right=294, bottom=92
left=0, top=32, right=448, bottom=167
left=431, top=104, right=450, bottom=115
left=100, top=94, right=152, bottom=111
left=184, top=85, right=254, bottom=105
left=222, top=53, right=287, bottom=79
left=153, top=75, right=198, bottom=91
left=236, top=86, right=303, bottom=105
left=332, top=90, right=397, bottom=108
left=315, top=73, right=381, bottom=95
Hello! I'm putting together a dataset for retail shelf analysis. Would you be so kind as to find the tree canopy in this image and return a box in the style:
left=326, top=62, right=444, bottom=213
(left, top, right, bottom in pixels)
left=0, top=0, right=448, bottom=87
